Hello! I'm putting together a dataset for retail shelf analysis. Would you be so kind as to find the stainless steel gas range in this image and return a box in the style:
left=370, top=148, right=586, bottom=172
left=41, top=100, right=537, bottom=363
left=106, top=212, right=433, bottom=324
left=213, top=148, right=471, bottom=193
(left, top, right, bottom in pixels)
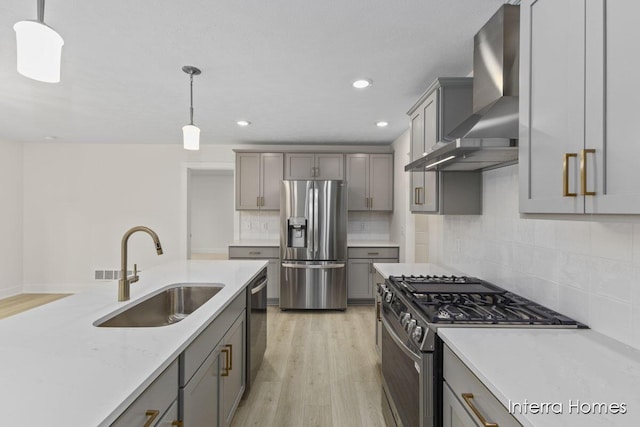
left=379, top=274, right=586, bottom=427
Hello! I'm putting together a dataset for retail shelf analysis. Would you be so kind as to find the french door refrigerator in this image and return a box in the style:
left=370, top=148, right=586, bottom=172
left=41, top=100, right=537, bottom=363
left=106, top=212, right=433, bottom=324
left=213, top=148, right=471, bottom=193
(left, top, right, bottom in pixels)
left=280, top=180, right=347, bottom=309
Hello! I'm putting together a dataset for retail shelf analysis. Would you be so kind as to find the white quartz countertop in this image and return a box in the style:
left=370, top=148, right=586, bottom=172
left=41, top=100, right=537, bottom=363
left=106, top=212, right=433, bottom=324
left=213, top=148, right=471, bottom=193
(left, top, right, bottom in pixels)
left=373, top=262, right=461, bottom=278
left=0, top=260, right=267, bottom=427
left=439, top=328, right=640, bottom=427
left=229, top=239, right=399, bottom=248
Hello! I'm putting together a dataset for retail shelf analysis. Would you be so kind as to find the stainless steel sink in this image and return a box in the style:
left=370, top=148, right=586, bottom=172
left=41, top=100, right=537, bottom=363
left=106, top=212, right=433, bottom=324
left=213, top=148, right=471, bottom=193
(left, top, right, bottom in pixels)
left=95, top=283, right=224, bottom=327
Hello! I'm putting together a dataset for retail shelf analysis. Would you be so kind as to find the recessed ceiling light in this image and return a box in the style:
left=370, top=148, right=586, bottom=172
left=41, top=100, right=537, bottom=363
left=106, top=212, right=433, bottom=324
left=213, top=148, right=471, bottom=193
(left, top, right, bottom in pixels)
left=237, top=120, right=251, bottom=127
left=376, top=121, right=389, bottom=127
left=352, top=79, right=372, bottom=89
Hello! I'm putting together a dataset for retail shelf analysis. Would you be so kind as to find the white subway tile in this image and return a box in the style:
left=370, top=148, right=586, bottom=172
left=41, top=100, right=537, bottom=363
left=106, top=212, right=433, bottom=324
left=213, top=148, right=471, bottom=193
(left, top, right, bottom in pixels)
left=589, top=295, right=632, bottom=345
left=590, top=222, right=633, bottom=262
left=589, top=258, right=633, bottom=302
left=533, top=219, right=556, bottom=249
left=556, top=252, right=591, bottom=292
left=557, top=284, right=590, bottom=326
left=555, top=220, right=591, bottom=255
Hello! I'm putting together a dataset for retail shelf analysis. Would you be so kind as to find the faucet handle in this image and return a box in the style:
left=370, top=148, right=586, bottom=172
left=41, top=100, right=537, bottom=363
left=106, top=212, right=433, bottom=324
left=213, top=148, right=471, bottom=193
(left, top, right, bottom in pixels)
left=130, top=263, right=139, bottom=283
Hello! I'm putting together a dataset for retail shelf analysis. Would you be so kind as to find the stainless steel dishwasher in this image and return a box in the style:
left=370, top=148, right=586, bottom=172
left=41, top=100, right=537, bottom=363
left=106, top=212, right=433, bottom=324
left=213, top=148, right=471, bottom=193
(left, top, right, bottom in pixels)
left=245, top=267, right=267, bottom=392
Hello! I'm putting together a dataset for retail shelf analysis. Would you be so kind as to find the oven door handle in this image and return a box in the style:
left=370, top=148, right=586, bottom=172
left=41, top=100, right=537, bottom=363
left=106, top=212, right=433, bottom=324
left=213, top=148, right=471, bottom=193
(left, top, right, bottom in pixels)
left=381, top=317, right=422, bottom=364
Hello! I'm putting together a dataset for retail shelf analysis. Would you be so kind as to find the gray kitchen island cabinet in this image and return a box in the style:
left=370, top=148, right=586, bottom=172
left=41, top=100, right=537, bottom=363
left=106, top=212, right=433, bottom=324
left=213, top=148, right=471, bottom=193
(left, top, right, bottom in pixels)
left=284, top=152, right=344, bottom=180
left=407, top=78, right=481, bottom=215
left=228, top=245, right=280, bottom=304
left=180, top=291, right=246, bottom=427
left=235, top=152, right=283, bottom=210
left=346, top=153, right=393, bottom=211
left=520, top=0, right=640, bottom=214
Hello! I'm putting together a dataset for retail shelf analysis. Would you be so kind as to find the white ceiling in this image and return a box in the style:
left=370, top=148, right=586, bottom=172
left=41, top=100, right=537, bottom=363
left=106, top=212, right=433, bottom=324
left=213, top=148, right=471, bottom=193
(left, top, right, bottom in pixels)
left=0, top=0, right=508, bottom=146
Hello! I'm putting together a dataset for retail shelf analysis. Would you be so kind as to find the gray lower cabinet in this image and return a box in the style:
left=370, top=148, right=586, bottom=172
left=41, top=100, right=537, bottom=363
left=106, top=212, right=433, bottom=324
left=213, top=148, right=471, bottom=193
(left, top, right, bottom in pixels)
left=156, top=400, right=179, bottom=427
left=180, top=291, right=246, bottom=427
left=347, top=247, right=398, bottom=303
left=111, top=360, right=179, bottom=427
left=228, top=246, right=280, bottom=303
left=346, top=153, right=394, bottom=212
left=443, top=344, right=522, bottom=427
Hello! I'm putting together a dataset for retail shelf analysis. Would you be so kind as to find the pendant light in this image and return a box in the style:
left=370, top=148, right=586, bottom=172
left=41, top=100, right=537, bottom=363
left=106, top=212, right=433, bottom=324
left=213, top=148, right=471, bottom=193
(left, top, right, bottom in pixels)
left=14, top=0, right=64, bottom=83
left=182, top=66, right=202, bottom=151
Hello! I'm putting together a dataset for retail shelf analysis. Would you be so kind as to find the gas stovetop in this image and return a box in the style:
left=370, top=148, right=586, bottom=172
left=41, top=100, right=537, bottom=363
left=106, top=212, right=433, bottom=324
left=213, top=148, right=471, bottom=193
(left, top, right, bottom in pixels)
left=388, top=275, right=584, bottom=326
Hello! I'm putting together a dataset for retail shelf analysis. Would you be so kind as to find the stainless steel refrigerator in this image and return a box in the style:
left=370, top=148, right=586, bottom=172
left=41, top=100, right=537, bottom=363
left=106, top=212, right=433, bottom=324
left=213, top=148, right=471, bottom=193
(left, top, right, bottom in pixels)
left=280, top=180, right=347, bottom=310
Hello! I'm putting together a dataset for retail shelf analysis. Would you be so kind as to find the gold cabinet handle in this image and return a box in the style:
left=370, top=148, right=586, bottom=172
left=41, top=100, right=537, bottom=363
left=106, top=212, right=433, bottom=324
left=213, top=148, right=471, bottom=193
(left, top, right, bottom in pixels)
left=414, top=188, right=418, bottom=205
left=256, top=196, right=260, bottom=207
left=171, top=421, right=184, bottom=427
left=418, top=187, right=424, bottom=205
left=376, top=301, right=381, bottom=321
left=221, top=348, right=230, bottom=376
left=248, top=251, right=261, bottom=255
left=143, top=410, right=160, bottom=427
left=461, top=393, right=498, bottom=427
left=580, top=149, right=596, bottom=196
left=563, top=153, right=578, bottom=197
left=226, top=344, right=233, bottom=370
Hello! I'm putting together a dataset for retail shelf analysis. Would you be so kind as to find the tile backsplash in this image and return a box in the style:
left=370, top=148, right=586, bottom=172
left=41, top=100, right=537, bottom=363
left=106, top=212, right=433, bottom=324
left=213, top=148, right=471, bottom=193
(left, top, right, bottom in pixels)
left=239, top=210, right=391, bottom=241
left=422, top=164, right=640, bottom=351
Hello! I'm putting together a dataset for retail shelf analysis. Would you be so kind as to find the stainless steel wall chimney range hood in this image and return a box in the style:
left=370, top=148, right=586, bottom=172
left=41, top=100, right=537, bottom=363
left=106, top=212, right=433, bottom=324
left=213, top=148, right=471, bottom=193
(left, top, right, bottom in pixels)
left=405, top=4, right=520, bottom=172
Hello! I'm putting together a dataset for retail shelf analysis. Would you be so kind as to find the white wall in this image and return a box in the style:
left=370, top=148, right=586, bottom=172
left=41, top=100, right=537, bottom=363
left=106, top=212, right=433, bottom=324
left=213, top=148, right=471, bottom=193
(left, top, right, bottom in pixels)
left=22, top=143, right=235, bottom=292
left=421, top=164, right=640, bottom=351
left=0, top=140, right=23, bottom=298
left=189, top=170, right=235, bottom=254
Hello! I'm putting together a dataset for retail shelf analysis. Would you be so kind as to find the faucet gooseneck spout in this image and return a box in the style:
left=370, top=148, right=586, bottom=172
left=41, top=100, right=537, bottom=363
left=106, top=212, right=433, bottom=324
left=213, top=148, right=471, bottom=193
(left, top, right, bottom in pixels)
left=118, top=226, right=163, bottom=301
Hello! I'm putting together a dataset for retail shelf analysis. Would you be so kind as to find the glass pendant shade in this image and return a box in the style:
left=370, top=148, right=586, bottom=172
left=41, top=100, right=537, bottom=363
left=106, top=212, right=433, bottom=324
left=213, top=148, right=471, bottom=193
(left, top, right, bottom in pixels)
left=182, top=124, right=200, bottom=150
left=14, top=20, right=64, bottom=83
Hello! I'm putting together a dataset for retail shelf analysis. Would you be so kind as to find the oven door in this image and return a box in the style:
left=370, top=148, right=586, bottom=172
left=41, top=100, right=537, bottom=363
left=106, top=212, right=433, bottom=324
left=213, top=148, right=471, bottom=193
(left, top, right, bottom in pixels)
left=381, top=316, right=422, bottom=427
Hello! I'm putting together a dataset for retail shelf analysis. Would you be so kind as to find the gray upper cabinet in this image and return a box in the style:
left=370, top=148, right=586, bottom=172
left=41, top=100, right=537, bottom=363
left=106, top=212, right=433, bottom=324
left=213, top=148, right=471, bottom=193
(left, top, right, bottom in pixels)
left=408, top=78, right=481, bottom=214
left=520, top=0, right=640, bottom=214
left=236, top=152, right=283, bottom=210
left=346, top=153, right=393, bottom=211
left=284, top=153, right=344, bottom=180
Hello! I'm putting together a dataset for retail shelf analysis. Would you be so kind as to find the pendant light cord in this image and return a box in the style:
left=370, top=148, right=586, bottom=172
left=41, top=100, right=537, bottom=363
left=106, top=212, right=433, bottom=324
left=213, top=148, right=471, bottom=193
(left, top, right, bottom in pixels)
left=37, top=0, right=45, bottom=23
left=189, top=73, right=194, bottom=125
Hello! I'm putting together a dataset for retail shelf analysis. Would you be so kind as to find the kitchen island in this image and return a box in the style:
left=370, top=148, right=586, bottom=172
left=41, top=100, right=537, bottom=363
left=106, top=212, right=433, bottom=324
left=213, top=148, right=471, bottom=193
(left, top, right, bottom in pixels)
left=0, top=260, right=266, bottom=426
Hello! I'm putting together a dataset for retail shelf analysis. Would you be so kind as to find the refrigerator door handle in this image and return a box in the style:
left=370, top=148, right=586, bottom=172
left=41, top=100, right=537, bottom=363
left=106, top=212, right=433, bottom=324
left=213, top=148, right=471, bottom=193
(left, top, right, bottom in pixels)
left=282, top=263, right=345, bottom=269
left=313, top=184, right=319, bottom=257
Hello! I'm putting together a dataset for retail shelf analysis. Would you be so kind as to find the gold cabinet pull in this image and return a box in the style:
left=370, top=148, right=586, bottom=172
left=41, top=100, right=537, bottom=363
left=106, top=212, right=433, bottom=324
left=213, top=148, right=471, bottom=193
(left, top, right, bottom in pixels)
left=414, top=188, right=418, bottom=205
left=226, top=344, right=233, bottom=370
left=256, top=196, right=260, bottom=207
left=171, top=421, right=184, bottom=427
left=580, top=149, right=596, bottom=196
left=376, top=301, right=381, bottom=321
left=248, top=251, right=261, bottom=255
left=261, top=196, right=265, bottom=206
left=221, top=348, right=230, bottom=376
left=563, top=153, right=578, bottom=197
left=461, top=393, right=498, bottom=427
left=143, top=410, right=160, bottom=427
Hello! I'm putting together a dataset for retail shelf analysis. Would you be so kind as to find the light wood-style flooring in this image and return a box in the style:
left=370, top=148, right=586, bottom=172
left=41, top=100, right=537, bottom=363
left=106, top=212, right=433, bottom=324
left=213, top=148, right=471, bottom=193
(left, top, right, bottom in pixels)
left=231, top=306, right=386, bottom=427
left=0, top=293, right=70, bottom=320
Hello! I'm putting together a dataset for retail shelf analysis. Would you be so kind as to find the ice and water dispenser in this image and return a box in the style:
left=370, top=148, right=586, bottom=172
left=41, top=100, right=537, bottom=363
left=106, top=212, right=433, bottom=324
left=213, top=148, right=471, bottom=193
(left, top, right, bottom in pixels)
left=287, top=217, right=307, bottom=248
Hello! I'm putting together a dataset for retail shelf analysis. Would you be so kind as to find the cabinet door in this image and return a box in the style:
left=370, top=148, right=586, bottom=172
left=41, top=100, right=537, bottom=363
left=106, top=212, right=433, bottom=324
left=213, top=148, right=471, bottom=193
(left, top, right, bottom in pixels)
left=586, top=0, right=640, bottom=213
left=347, top=259, right=372, bottom=299
left=221, top=315, right=246, bottom=427
left=519, top=0, right=586, bottom=213
left=182, top=347, right=221, bottom=427
left=442, top=382, right=478, bottom=427
left=284, top=153, right=315, bottom=179
left=410, top=110, right=426, bottom=212
left=260, top=153, right=283, bottom=210
left=267, top=258, right=280, bottom=300
left=422, top=91, right=440, bottom=212
left=236, top=153, right=261, bottom=210
left=156, top=400, right=179, bottom=427
left=315, top=153, right=344, bottom=180
left=346, top=154, right=369, bottom=211
left=369, top=154, right=393, bottom=211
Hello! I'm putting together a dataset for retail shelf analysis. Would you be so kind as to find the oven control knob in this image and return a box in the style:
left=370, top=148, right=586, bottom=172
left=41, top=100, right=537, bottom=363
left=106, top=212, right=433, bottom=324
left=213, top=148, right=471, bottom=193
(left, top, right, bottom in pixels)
left=401, top=313, right=411, bottom=327
left=406, top=319, right=417, bottom=333
left=384, top=292, right=393, bottom=303
left=412, top=326, right=424, bottom=343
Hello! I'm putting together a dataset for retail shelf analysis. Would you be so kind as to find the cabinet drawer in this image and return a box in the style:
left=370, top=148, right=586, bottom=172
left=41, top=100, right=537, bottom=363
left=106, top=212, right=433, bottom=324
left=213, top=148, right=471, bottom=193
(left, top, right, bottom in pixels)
left=228, top=246, right=279, bottom=259
left=112, top=359, right=178, bottom=427
left=181, top=291, right=245, bottom=386
left=347, top=246, right=399, bottom=259
left=443, top=345, right=522, bottom=427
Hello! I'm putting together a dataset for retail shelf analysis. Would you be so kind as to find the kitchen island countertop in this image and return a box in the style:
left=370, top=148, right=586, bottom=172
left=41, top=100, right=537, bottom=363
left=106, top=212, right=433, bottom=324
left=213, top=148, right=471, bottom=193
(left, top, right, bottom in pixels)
left=439, top=327, right=640, bottom=427
left=0, top=259, right=266, bottom=427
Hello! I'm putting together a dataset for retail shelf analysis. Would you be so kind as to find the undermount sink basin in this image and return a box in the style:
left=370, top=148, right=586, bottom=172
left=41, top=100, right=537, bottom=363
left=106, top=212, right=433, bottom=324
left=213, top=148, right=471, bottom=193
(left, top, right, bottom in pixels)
left=95, top=283, right=224, bottom=327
